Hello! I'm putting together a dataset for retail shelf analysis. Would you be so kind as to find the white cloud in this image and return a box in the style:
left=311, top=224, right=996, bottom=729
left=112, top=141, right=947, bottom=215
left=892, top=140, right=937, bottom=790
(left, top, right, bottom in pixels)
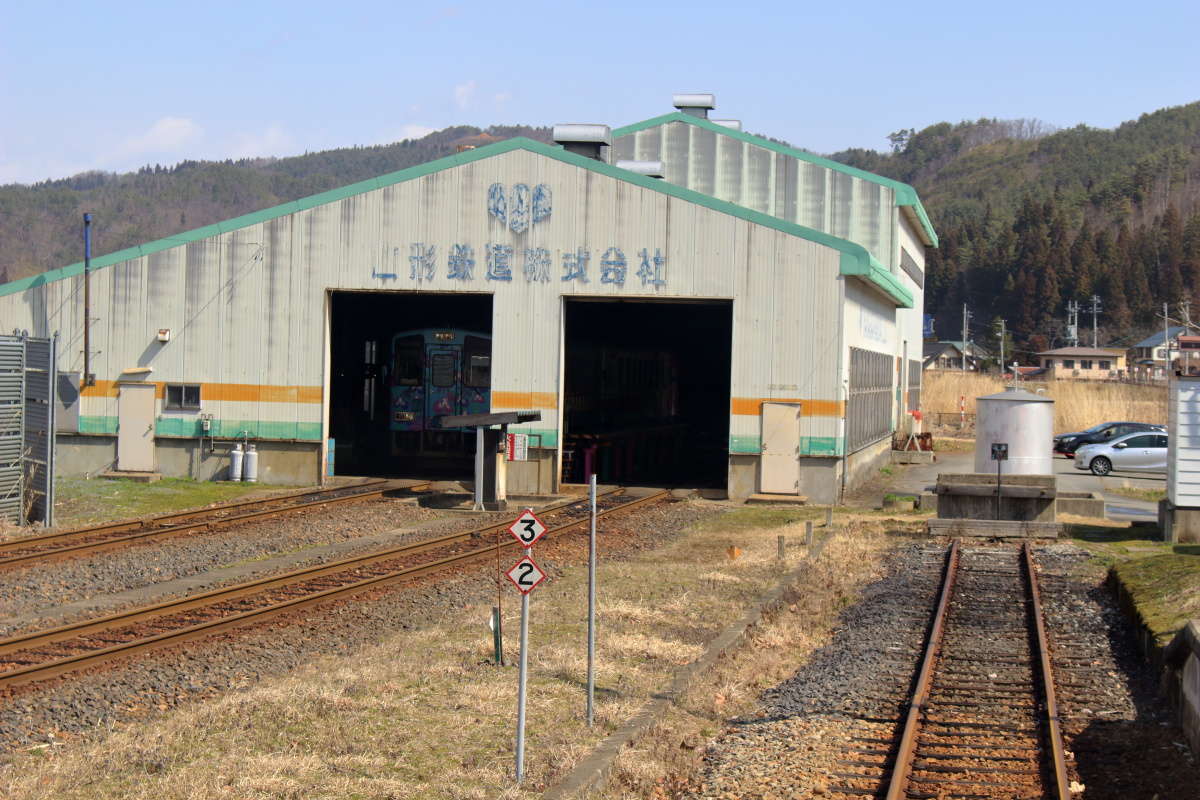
left=397, top=124, right=436, bottom=141
left=494, top=91, right=512, bottom=107
left=118, top=116, right=203, bottom=157
left=229, top=124, right=295, bottom=159
left=454, top=80, right=477, bottom=110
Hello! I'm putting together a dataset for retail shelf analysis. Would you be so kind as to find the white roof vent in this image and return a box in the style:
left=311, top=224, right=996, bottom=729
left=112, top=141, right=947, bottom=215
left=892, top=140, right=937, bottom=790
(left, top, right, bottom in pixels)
left=672, top=93, right=715, bottom=118
left=711, top=119, right=742, bottom=131
left=553, top=124, right=612, bottom=161
left=615, top=159, right=665, bottom=179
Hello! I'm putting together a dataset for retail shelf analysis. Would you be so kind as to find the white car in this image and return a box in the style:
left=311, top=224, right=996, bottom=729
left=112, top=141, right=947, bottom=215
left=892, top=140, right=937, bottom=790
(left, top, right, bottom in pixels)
left=1074, top=431, right=1169, bottom=476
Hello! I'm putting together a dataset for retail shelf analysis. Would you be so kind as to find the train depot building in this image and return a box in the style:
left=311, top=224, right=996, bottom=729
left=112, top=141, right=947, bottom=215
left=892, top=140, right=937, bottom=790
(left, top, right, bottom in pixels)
left=0, top=96, right=935, bottom=504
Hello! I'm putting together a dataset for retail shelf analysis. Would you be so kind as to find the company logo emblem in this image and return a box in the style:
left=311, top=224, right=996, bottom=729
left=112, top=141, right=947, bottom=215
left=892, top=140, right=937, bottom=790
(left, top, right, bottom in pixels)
left=488, top=183, right=552, bottom=234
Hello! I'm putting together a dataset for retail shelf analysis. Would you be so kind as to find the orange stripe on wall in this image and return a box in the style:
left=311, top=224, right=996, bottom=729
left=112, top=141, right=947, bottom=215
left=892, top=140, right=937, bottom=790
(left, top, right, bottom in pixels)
left=730, top=397, right=844, bottom=416
left=80, top=381, right=322, bottom=403
left=492, top=391, right=559, bottom=409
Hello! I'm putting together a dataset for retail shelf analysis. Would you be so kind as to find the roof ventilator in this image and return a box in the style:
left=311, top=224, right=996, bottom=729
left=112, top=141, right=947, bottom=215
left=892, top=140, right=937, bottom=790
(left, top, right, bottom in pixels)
left=615, top=160, right=665, bottom=179
left=552, top=124, right=612, bottom=161
left=672, top=93, right=715, bottom=119
left=711, top=119, right=742, bottom=131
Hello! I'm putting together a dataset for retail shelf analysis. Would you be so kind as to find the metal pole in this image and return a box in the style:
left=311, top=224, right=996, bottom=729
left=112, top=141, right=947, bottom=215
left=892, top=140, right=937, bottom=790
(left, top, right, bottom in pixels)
left=474, top=426, right=484, bottom=511
left=515, top=546, right=531, bottom=783
left=961, top=304, right=967, bottom=372
left=996, top=456, right=1002, bottom=521
left=1165, top=302, right=1171, bottom=377
left=82, top=213, right=93, bottom=387
left=586, top=473, right=597, bottom=727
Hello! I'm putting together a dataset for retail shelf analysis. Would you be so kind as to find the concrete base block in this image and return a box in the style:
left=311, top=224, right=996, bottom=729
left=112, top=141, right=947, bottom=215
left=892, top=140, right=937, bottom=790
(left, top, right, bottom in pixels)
left=745, top=493, right=808, bottom=506
left=890, top=450, right=935, bottom=465
left=100, top=471, right=161, bottom=483
left=1056, top=491, right=1107, bottom=518
left=1165, top=621, right=1200, bottom=756
left=936, top=473, right=1056, bottom=522
left=1160, top=500, right=1200, bottom=543
left=927, top=518, right=1063, bottom=539
left=918, top=492, right=938, bottom=512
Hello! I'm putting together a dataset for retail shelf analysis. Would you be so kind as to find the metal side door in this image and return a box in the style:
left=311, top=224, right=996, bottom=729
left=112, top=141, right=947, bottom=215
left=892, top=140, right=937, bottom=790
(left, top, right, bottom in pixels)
left=760, top=402, right=802, bottom=495
left=117, top=382, right=156, bottom=472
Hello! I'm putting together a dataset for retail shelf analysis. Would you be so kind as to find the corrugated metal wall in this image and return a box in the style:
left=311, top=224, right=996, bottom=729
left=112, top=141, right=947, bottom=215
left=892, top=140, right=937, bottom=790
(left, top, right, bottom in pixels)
left=0, top=146, right=856, bottom=463
left=613, top=120, right=896, bottom=269
left=0, top=338, right=23, bottom=523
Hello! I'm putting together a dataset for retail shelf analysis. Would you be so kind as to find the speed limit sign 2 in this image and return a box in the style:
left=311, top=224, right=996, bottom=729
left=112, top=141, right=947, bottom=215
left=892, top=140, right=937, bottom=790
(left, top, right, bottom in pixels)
left=505, top=556, right=547, bottom=595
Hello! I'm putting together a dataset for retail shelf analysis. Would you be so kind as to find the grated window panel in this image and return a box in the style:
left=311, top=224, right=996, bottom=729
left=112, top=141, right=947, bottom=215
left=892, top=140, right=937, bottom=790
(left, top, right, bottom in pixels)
left=848, top=347, right=893, bottom=452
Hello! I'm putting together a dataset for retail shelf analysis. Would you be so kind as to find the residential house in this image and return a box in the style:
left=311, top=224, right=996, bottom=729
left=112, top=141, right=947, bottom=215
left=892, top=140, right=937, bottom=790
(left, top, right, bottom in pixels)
left=1037, top=346, right=1126, bottom=380
left=923, top=341, right=989, bottom=371
left=1127, top=326, right=1195, bottom=381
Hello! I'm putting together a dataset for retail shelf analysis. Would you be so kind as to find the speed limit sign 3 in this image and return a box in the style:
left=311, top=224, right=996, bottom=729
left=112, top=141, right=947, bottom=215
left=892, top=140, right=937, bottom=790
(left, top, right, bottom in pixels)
left=508, top=509, right=547, bottom=547
left=505, top=556, right=547, bottom=595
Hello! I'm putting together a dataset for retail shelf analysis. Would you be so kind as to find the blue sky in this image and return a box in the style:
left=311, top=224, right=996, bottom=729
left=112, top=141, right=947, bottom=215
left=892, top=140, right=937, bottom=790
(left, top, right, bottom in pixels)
left=1, top=0, right=1197, bottom=185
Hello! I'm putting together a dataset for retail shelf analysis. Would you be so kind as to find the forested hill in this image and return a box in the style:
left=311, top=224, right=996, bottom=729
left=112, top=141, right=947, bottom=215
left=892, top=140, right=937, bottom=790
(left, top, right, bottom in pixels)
left=5, top=103, right=1200, bottom=360
left=831, top=102, right=1200, bottom=355
left=0, top=125, right=552, bottom=285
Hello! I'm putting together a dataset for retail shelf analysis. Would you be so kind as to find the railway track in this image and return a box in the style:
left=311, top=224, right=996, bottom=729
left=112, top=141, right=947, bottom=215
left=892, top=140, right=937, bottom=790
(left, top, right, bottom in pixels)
left=0, top=487, right=667, bottom=692
left=830, top=540, right=1072, bottom=800
left=0, top=479, right=424, bottom=570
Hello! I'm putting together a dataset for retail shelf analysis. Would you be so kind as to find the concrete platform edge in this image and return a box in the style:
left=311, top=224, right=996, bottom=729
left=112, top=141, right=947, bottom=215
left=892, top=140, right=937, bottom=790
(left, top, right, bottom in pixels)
left=541, top=532, right=833, bottom=800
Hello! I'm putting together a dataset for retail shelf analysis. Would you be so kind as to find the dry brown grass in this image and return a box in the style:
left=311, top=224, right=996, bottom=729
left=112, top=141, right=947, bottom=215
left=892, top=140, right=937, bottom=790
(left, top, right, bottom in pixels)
left=0, top=505, right=917, bottom=800
left=592, top=521, right=912, bottom=799
left=922, top=371, right=1166, bottom=434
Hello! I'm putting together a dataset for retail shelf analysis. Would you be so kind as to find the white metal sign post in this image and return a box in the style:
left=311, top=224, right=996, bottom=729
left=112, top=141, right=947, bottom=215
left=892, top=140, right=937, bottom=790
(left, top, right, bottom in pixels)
left=506, top=509, right=548, bottom=784
left=587, top=473, right=597, bottom=726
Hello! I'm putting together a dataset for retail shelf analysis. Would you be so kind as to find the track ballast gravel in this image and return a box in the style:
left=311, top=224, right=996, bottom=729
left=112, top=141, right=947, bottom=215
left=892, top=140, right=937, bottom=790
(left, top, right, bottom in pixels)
left=684, top=539, right=1200, bottom=800
left=0, top=498, right=718, bottom=754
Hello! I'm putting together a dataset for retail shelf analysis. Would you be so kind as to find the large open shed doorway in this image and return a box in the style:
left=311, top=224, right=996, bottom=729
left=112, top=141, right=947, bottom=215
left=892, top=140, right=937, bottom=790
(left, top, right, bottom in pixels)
left=328, top=291, right=492, bottom=477
left=561, top=298, right=732, bottom=489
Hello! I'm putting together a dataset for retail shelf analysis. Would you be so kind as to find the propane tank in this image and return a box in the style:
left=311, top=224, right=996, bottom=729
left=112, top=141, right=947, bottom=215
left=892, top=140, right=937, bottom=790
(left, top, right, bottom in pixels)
left=229, top=443, right=244, bottom=482
left=243, top=443, right=259, bottom=483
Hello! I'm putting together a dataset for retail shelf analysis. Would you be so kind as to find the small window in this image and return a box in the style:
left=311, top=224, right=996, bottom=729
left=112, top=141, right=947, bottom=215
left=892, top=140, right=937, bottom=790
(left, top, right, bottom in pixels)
left=463, top=335, right=491, bottom=388
left=392, top=335, right=422, bottom=387
left=1081, top=359, right=1093, bottom=370
left=1063, top=359, right=1075, bottom=368
left=1100, top=360, right=1111, bottom=370
left=165, top=383, right=201, bottom=410
left=1122, top=435, right=1155, bottom=448
left=430, top=353, right=456, bottom=387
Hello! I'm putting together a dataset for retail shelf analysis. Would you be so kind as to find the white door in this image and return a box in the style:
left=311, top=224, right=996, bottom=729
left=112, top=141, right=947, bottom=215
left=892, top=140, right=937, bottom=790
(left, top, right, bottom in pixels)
left=760, top=402, right=801, bottom=494
left=117, top=382, right=156, bottom=472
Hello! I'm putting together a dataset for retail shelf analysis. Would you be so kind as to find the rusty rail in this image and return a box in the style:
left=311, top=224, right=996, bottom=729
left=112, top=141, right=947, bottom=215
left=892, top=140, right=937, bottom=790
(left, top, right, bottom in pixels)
left=0, top=479, right=420, bottom=570
left=1024, top=540, right=1072, bottom=800
left=885, top=538, right=959, bottom=800
left=0, top=488, right=663, bottom=690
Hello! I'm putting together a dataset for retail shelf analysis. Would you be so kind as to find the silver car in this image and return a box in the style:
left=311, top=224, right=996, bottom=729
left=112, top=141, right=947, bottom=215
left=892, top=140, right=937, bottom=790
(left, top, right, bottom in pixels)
left=1074, top=431, right=1169, bottom=476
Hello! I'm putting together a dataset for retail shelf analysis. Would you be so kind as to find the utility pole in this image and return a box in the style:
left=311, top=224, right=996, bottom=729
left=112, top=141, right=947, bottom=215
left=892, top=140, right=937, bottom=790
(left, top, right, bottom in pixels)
left=1164, top=301, right=1171, bottom=376
left=1089, top=294, right=1102, bottom=348
left=1066, top=300, right=1079, bottom=347
left=961, top=304, right=973, bottom=372
left=996, top=319, right=1007, bottom=376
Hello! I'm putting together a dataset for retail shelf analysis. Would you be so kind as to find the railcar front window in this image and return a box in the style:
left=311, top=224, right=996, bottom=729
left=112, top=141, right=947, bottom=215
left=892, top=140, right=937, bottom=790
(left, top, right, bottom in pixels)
left=431, top=353, right=456, bottom=387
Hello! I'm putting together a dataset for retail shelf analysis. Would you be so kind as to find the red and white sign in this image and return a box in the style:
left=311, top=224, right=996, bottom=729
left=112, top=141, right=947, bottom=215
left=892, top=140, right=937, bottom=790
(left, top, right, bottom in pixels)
left=506, top=555, right=547, bottom=594
left=508, top=509, right=547, bottom=547
left=506, top=433, right=529, bottom=462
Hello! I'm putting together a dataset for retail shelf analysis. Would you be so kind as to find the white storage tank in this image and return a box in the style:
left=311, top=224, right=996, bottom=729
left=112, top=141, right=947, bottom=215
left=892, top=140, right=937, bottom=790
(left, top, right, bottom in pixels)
left=973, top=387, right=1054, bottom=475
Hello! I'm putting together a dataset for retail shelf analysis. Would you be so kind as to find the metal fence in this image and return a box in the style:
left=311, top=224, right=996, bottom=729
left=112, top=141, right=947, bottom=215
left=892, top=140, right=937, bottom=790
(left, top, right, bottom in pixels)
left=0, top=335, right=56, bottom=526
left=907, top=358, right=921, bottom=412
left=848, top=347, right=893, bottom=452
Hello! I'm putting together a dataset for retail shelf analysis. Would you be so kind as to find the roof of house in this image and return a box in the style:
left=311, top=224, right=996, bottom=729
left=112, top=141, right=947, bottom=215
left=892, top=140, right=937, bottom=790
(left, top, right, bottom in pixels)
left=1132, top=326, right=1192, bottom=348
left=1037, top=346, right=1124, bottom=357
left=0, top=136, right=912, bottom=308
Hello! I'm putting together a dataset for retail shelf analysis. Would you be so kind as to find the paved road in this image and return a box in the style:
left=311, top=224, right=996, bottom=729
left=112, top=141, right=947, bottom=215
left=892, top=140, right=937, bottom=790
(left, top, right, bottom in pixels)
left=887, top=450, right=1161, bottom=522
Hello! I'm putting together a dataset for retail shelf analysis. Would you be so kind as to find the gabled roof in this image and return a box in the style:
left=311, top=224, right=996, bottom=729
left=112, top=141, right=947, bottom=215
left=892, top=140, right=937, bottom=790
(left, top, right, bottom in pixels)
left=611, top=112, right=938, bottom=248
left=0, top=137, right=912, bottom=308
left=1132, top=326, right=1192, bottom=348
left=1037, top=346, right=1124, bottom=357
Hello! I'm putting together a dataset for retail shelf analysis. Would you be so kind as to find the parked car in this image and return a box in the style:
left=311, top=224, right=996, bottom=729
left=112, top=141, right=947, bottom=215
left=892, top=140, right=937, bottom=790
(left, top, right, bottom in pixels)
left=1053, top=421, right=1166, bottom=457
left=1074, top=431, right=1169, bottom=476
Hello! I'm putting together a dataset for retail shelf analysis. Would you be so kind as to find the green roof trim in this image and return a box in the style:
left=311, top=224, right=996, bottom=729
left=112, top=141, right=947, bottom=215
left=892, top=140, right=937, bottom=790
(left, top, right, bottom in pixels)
left=0, top=136, right=911, bottom=308
left=611, top=112, right=939, bottom=248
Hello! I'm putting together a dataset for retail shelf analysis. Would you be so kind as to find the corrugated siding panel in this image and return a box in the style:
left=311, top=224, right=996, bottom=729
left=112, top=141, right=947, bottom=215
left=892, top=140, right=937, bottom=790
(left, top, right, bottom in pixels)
left=0, top=337, right=23, bottom=524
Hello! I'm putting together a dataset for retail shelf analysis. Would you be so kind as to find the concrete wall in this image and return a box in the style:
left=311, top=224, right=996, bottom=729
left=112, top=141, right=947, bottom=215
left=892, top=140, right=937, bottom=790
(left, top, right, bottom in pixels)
left=56, top=434, right=320, bottom=485
left=843, top=437, right=892, bottom=496
left=507, top=448, right=556, bottom=495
